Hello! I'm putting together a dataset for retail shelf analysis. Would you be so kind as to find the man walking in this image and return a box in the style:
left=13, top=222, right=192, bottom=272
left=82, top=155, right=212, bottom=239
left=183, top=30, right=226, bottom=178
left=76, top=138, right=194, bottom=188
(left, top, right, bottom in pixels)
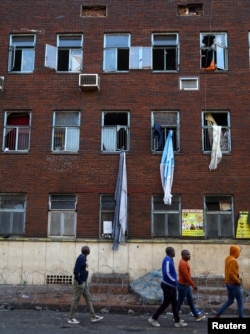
left=148, top=247, right=187, bottom=328
left=68, top=246, right=103, bottom=324
left=177, top=249, right=206, bottom=321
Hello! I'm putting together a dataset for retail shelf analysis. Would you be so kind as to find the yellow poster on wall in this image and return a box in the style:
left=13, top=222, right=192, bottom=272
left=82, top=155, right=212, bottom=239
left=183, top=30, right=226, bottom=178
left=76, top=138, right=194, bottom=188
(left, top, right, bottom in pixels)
left=236, top=211, right=250, bottom=239
left=182, top=210, right=204, bottom=237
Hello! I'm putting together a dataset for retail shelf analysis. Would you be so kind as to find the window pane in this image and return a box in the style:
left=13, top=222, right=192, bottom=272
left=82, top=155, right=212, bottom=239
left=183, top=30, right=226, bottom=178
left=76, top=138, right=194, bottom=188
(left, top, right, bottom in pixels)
left=55, top=112, right=79, bottom=126
left=58, top=36, right=82, bottom=47
left=104, top=49, right=117, bottom=71
left=22, top=49, right=35, bottom=71
left=153, top=34, right=177, bottom=46
left=66, top=128, right=79, bottom=150
left=12, top=35, right=35, bottom=47
left=105, top=35, right=129, bottom=48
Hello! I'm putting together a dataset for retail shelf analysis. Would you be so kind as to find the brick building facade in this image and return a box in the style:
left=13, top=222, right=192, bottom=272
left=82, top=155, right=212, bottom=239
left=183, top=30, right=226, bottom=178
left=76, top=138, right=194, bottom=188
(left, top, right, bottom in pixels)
left=0, top=1, right=249, bottom=285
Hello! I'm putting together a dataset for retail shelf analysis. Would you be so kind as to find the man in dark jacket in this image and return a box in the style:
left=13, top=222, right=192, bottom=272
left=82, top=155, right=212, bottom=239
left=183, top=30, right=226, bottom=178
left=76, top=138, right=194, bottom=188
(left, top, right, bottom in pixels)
left=68, top=246, right=103, bottom=324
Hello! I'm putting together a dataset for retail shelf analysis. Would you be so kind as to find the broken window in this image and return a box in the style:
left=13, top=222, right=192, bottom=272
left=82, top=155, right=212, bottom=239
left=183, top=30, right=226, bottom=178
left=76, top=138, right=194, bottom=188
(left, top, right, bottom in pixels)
left=100, top=194, right=115, bottom=239
left=81, top=5, right=107, bottom=17
left=103, top=34, right=130, bottom=72
left=152, top=34, right=179, bottom=71
left=202, top=111, right=231, bottom=153
left=152, top=195, right=181, bottom=237
left=152, top=111, right=180, bottom=152
left=3, top=112, right=31, bottom=152
left=101, top=112, right=130, bottom=152
left=8, top=35, right=35, bottom=72
left=45, top=35, right=83, bottom=72
left=177, top=4, right=203, bottom=16
left=48, top=194, right=77, bottom=237
left=52, top=111, right=80, bottom=152
left=200, top=33, right=228, bottom=71
left=204, top=195, right=234, bottom=239
left=0, top=193, right=26, bottom=235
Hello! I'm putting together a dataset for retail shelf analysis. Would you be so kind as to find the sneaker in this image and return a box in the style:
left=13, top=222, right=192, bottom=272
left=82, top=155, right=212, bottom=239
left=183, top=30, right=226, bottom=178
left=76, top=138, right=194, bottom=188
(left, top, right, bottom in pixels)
left=91, top=315, right=104, bottom=323
left=174, top=322, right=188, bottom=328
left=148, top=317, right=161, bottom=327
left=67, top=318, right=80, bottom=324
left=195, top=314, right=206, bottom=321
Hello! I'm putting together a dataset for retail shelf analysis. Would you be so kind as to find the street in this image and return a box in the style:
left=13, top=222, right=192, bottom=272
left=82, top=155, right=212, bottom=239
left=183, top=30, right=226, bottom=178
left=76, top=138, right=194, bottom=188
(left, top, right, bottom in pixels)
left=0, top=309, right=208, bottom=334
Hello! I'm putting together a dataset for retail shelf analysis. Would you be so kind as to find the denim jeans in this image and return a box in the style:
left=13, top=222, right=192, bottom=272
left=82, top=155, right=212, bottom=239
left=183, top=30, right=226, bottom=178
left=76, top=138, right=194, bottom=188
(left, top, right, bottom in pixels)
left=69, top=280, right=95, bottom=319
left=177, top=284, right=200, bottom=317
left=217, top=284, right=244, bottom=318
left=152, top=282, right=180, bottom=323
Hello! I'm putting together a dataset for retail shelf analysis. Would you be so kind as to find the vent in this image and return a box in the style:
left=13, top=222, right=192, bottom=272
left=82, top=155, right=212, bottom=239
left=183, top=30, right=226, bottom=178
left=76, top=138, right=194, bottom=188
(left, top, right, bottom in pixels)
left=179, top=77, right=199, bottom=90
left=0, top=76, right=4, bottom=91
left=46, top=275, right=73, bottom=285
left=79, top=74, right=100, bottom=91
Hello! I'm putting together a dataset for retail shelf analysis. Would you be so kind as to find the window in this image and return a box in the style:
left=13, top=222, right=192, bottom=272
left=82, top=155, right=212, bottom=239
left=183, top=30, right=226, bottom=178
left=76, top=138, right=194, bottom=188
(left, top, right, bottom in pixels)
left=204, top=195, right=234, bottom=238
left=48, top=194, right=77, bottom=237
left=152, top=111, right=180, bottom=152
left=200, top=33, right=228, bottom=71
left=3, top=112, right=31, bottom=152
left=100, top=194, right=115, bottom=238
left=152, top=195, right=181, bottom=237
left=81, top=5, right=107, bottom=17
left=52, top=112, right=80, bottom=152
left=177, top=4, right=203, bottom=16
left=152, top=34, right=179, bottom=71
left=179, top=77, right=199, bottom=90
left=0, top=194, right=26, bottom=235
left=8, top=35, right=36, bottom=72
left=101, top=112, right=130, bottom=152
left=103, top=34, right=130, bottom=72
left=202, top=111, right=231, bottom=153
left=45, top=35, right=83, bottom=72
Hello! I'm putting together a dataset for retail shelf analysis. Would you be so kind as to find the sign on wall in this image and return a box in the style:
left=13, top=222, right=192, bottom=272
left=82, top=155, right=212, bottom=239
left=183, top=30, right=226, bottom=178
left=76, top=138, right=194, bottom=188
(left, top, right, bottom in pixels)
left=182, top=209, right=204, bottom=237
left=236, top=211, right=250, bottom=239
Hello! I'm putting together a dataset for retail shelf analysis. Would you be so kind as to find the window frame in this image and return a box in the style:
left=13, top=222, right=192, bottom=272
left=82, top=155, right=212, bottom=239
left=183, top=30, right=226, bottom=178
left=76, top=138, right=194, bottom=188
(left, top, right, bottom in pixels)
left=152, top=33, right=180, bottom=72
left=204, top=195, right=234, bottom=239
left=103, top=34, right=131, bottom=72
left=52, top=111, right=81, bottom=153
left=152, top=194, right=181, bottom=238
left=101, top=111, right=130, bottom=152
left=202, top=111, right=231, bottom=153
left=3, top=111, right=31, bottom=152
left=48, top=194, right=77, bottom=237
left=100, top=194, right=116, bottom=239
left=0, top=193, right=26, bottom=236
left=200, top=32, right=228, bottom=71
left=151, top=111, right=180, bottom=153
left=8, top=34, right=36, bottom=73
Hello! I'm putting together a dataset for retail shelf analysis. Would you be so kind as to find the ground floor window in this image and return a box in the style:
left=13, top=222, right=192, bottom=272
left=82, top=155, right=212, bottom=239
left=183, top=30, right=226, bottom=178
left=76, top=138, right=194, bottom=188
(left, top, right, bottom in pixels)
left=0, top=193, right=26, bottom=235
left=100, top=194, right=115, bottom=239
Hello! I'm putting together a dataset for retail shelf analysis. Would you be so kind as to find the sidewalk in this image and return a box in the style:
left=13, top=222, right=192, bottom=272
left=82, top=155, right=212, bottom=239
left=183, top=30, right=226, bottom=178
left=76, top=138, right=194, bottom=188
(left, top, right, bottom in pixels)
left=0, top=284, right=250, bottom=316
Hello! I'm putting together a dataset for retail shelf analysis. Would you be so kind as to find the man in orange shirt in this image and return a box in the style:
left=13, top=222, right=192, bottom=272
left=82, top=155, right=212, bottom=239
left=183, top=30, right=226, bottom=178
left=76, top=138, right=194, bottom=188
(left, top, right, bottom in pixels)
left=177, top=250, right=206, bottom=321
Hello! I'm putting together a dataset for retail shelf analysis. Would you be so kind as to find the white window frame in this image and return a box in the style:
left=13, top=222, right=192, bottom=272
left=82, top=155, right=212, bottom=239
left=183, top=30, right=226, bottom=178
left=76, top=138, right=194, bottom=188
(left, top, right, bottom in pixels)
left=151, top=111, right=180, bottom=152
left=0, top=193, right=26, bottom=235
left=48, top=194, right=77, bottom=237
left=179, top=77, right=199, bottom=90
left=3, top=111, right=31, bottom=152
left=200, top=32, right=228, bottom=71
left=52, top=111, right=80, bottom=152
left=204, top=195, right=234, bottom=239
left=101, top=111, right=130, bottom=152
left=100, top=194, right=115, bottom=239
left=45, top=34, right=83, bottom=72
left=8, top=35, right=36, bottom=73
left=152, top=195, right=181, bottom=237
left=103, top=34, right=130, bottom=72
left=202, top=111, right=231, bottom=153
left=152, top=33, right=180, bottom=72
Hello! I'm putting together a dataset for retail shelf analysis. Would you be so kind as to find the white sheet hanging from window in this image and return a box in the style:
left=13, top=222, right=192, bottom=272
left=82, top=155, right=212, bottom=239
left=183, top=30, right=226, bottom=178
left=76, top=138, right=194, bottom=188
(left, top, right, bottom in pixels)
left=209, top=125, right=222, bottom=170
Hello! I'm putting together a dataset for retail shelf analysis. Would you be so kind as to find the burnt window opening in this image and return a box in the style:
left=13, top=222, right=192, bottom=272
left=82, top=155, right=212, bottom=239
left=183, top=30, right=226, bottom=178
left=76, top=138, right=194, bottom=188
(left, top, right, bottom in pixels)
left=3, top=112, right=31, bottom=151
left=152, top=34, right=179, bottom=72
left=177, top=4, right=204, bottom=16
left=102, top=112, right=130, bottom=152
left=202, top=112, right=231, bottom=152
left=81, top=5, right=107, bottom=17
left=200, top=33, right=228, bottom=71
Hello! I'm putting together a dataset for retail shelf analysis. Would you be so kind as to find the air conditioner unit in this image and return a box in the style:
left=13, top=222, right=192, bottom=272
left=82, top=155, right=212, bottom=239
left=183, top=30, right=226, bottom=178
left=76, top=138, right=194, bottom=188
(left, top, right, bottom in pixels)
left=0, top=76, right=4, bottom=91
left=79, top=74, right=100, bottom=91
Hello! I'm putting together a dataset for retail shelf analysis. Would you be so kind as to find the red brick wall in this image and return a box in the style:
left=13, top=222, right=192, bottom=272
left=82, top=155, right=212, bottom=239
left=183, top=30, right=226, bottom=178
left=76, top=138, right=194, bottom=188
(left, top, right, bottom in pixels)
left=0, top=1, right=249, bottom=239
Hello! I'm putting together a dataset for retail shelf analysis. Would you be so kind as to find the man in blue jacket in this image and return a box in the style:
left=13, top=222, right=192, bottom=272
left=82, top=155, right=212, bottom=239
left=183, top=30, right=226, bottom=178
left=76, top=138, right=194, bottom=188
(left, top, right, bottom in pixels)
left=148, top=247, right=187, bottom=328
left=68, top=246, right=103, bottom=324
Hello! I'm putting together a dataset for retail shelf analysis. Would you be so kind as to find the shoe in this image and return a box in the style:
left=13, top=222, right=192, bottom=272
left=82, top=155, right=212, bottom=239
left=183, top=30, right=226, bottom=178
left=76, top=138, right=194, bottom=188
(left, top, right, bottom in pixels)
left=67, top=318, right=80, bottom=324
left=148, top=317, right=161, bottom=327
left=91, top=315, right=104, bottom=323
left=174, top=322, right=188, bottom=328
left=195, top=314, right=206, bottom=321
